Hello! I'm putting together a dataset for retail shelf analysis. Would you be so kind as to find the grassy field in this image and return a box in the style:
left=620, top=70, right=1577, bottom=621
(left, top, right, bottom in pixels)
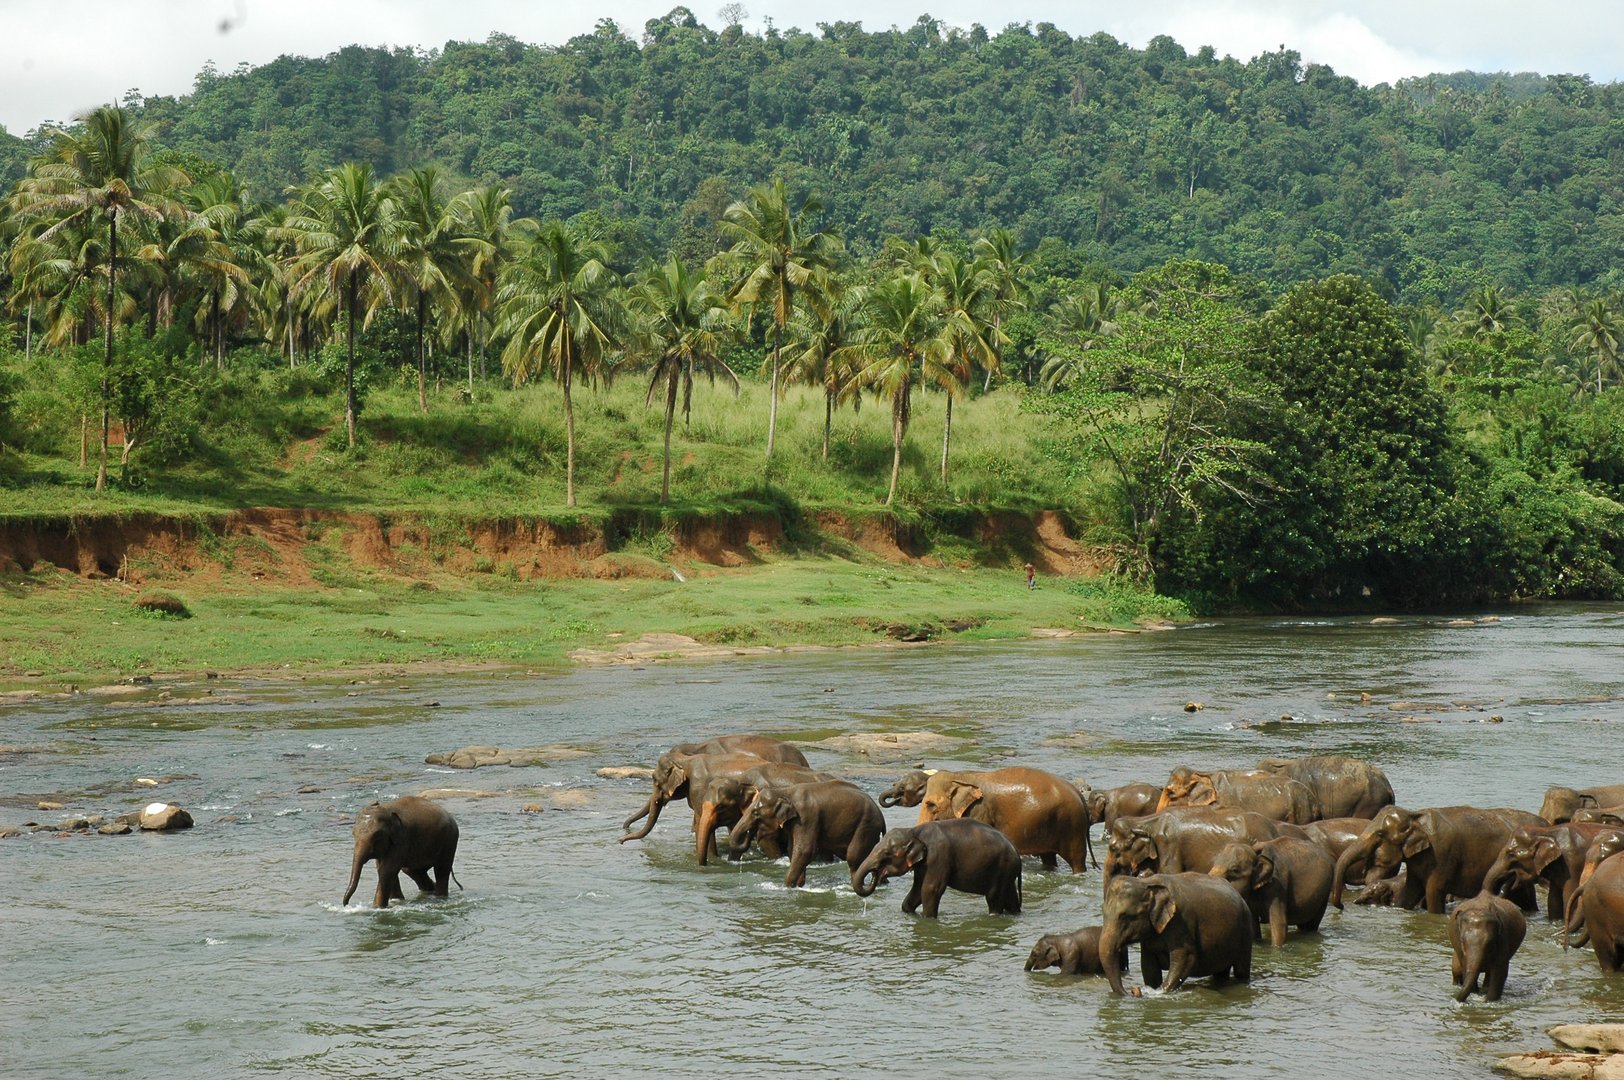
left=0, top=556, right=1185, bottom=691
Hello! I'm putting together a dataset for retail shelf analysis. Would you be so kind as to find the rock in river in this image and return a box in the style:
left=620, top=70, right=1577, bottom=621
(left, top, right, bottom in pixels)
left=138, top=803, right=194, bottom=831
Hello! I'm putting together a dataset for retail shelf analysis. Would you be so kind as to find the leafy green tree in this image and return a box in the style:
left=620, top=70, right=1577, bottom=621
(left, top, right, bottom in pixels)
left=721, top=178, right=840, bottom=461
left=10, top=105, right=184, bottom=489
left=924, top=250, right=1000, bottom=483
left=283, top=162, right=404, bottom=447
left=392, top=166, right=486, bottom=412
left=1036, top=260, right=1273, bottom=578
left=972, top=227, right=1030, bottom=388
left=785, top=269, right=861, bottom=461
left=1568, top=297, right=1622, bottom=395
left=495, top=220, right=624, bottom=507
left=629, top=256, right=736, bottom=503
left=842, top=270, right=949, bottom=505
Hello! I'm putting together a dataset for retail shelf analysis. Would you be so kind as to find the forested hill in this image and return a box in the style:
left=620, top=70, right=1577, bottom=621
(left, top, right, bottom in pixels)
left=52, top=14, right=1624, bottom=301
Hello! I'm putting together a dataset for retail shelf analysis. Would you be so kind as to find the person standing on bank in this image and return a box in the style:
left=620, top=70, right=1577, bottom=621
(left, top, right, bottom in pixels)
left=1024, top=562, right=1036, bottom=590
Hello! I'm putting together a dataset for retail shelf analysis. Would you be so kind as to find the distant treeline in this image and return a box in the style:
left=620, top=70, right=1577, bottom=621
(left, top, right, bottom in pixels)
left=5, top=14, right=1623, bottom=302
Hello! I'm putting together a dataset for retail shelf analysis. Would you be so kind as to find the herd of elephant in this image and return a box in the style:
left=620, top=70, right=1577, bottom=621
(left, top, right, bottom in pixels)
left=341, top=733, right=1624, bottom=1000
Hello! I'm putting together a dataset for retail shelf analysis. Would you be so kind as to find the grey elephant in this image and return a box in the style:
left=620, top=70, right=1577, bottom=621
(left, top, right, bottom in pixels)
left=1209, top=836, right=1334, bottom=947
left=1024, top=926, right=1125, bottom=975
left=342, top=795, right=460, bottom=909
left=852, top=819, right=1022, bottom=918
left=1450, top=890, right=1526, bottom=1002
left=1099, top=872, right=1253, bottom=996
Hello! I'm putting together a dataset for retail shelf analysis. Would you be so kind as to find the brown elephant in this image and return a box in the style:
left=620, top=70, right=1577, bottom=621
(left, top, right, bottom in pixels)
left=1099, top=872, right=1253, bottom=996
left=1255, top=755, right=1394, bottom=818
left=341, top=796, right=460, bottom=909
left=1024, top=926, right=1125, bottom=976
left=691, top=762, right=834, bottom=865
left=1330, top=806, right=1545, bottom=914
left=1571, top=805, right=1624, bottom=826
left=914, top=767, right=1094, bottom=873
left=728, top=779, right=885, bottom=887
left=878, top=770, right=931, bottom=808
left=1482, top=822, right=1615, bottom=921
left=1156, top=766, right=1322, bottom=824
left=1302, top=817, right=1378, bottom=871
left=1450, top=890, right=1527, bottom=1001
left=852, top=819, right=1022, bottom=918
left=619, top=734, right=807, bottom=843
left=1577, top=853, right=1624, bottom=972
left=1082, top=783, right=1164, bottom=832
left=1208, top=837, right=1334, bottom=947
left=1539, top=783, right=1624, bottom=824
left=1562, top=829, right=1624, bottom=948
left=1105, top=807, right=1293, bottom=883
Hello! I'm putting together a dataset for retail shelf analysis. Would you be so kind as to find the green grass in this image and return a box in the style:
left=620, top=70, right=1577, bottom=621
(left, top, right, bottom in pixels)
left=0, top=557, right=1183, bottom=690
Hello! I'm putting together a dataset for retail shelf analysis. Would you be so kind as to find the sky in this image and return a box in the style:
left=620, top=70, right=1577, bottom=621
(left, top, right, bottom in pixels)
left=3, top=0, right=1622, bottom=136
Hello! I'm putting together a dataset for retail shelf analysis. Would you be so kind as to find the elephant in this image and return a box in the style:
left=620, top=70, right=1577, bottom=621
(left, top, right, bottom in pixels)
left=1105, top=807, right=1294, bottom=884
left=692, top=762, right=835, bottom=865
left=1576, top=853, right=1624, bottom=972
left=1302, top=817, right=1379, bottom=874
left=1099, top=872, right=1253, bottom=996
left=851, top=819, right=1022, bottom=918
left=1482, top=822, right=1615, bottom=921
left=1208, top=836, right=1334, bottom=947
left=1082, top=783, right=1165, bottom=832
left=1024, top=926, right=1125, bottom=976
left=341, top=796, right=460, bottom=910
left=1156, top=766, right=1322, bottom=824
left=1255, top=755, right=1395, bottom=818
left=1571, top=805, right=1624, bottom=826
left=1330, top=806, right=1546, bottom=915
left=1450, top=890, right=1527, bottom=1002
left=914, top=767, right=1094, bottom=872
left=619, top=734, right=806, bottom=843
left=728, top=779, right=885, bottom=887
left=1561, top=829, right=1624, bottom=949
left=1539, top=783, right=1624, bottom=824
left=878, top=770, right=930, bottom=808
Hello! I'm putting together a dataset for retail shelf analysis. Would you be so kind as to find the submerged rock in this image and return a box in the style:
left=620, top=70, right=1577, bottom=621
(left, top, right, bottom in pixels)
left=426, top=745, right=589, bottom=769
left=97, top=821, right=133, bottom=835
left=808, top=731, right=963, bottom=761
left=597, top=766, right=655, bottom=781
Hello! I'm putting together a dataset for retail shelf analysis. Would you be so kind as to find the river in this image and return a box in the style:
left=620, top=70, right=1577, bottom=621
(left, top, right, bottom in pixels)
left=2, top=606, right=1621, bottom=1078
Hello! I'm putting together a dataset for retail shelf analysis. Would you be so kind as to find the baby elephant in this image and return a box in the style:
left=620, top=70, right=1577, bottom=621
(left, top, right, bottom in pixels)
left=342, top=795, right=461, bottom=909
left=851, top=819, right=1022, bottom=918
left=1025, top=926, right=1126, bottom=975
left=1450, top=890, right=1526, bottom=1001
left=1209, top=836, right=1335, bottom=947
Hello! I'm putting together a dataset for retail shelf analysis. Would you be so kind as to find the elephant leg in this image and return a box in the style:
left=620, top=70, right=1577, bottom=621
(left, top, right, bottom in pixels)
left=432, top=855, right=455, bottom=896
left=919, top=863, right=949, bottom=918
left=1040, top=853, right=1058, bottom=871
left=1596, top=937, right=1620, bottom=974
left=1141, top=945, right=1164, bottom=989
left=759, top=829, right=786, bottom=860
left=375, top=868, right=399, bottom=909
left=1233, top=945, right=1251, bottom=982
left=1484, top=961, right=1508, bottom=1001
left=1162, top=948, right=1194, bottom=991
left=785, top=836, right=813, bottom=888
left=1268, top=897, right=1288, bottom=948
left=902, top=870, right=926, bottom=915
left=405, top=868, right=434, bottom=893
left=1424, top=877, right=1447, bottom=915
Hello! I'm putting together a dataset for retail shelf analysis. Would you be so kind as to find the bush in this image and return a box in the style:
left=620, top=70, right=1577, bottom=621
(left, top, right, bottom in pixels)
left=132, top=591, right=192, bottom=618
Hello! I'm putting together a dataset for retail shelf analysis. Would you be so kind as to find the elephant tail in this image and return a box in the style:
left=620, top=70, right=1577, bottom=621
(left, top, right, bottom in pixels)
left=452, top=869, right=464, bottom=893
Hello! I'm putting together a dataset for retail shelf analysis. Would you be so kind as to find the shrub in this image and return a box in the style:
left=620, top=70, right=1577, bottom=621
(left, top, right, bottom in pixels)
left=132, top=591, right=192, bottom=618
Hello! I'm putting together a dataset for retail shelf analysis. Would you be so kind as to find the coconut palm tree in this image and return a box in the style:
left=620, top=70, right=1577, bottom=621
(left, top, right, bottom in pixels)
left=785, top=269, right=861, bottom=461
left=630, top=256, right=736, bottom=503
left=495, top=220, right=625, bottom=507
left=972, top=227, right=1031, bottom=387
left=392, top=167, right=488, bottom=413
left=842, top=271, right=950, bottom=506
left=721, top=178, right=840, bottom=461
left=282, top=163, right=405, bottom=447
left=1569, top=296, right=1623, bottom=394
left=1456, top=283, right=1519, bottom=342
left=924, top=250, right=1001, bottom=483
left=9, top=105, right=185, bottom=490
left=452, top=184, right=518, bottom=394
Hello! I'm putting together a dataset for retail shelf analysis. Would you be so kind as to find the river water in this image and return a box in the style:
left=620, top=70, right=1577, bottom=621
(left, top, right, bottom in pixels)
left=2, top=606, right=1621, bottom=1079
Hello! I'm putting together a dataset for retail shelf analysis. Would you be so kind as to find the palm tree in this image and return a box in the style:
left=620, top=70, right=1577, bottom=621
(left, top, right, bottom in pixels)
left=924, top=251, right=1000, bottom=483
left=721, top=178, right=840, bottom=461
left=630, top=257, right=736, bottom=503
left=392, top=167, right=487, bottom=413
left=785, top=269, right=861, bottom=461
left=282, top=163, right=404, bottom=447
left=452, top=185, right=517, bottom=394
left=1456, top=283, right=1519, bottom=342
left=972, top=227, right=1031, bottom=387
left=1569, top=296, right=1623, bottom=394
left=241, top=202, right=302, bottom=366
left=842, top=271, right=950, bottom=506
left=495, top=220, right=625, bottom=507
left=181, top=172, right=253, bottom=367
left=9, top=105, right=184, bottom=490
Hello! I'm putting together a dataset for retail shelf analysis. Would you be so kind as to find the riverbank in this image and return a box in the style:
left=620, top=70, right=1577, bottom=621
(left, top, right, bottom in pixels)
left=0, top=535, right=1185, bottom=692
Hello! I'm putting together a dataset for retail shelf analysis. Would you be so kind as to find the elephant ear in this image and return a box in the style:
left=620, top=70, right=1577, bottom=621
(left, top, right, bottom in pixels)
left=1401, top=830, right=1432, bottom=859
left=1188, top=772, right=1219, bottom=806
left=771, top=796, right=799, bottom=826
left=904, top=835, right=929, bottom=869
left=1531, top=837, right=1563, bottom=873
left=1251, top=847, right=1276, bottom=891
left=948, top=782, right=984, bottom=818
left=1150, top=885, right=1179, bottom=933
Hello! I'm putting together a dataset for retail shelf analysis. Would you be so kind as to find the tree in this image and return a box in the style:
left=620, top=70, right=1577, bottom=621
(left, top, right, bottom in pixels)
left=1036, top=260, right=1274, bottom=578
left=392, top=166, right=486, bottom=412
left=451, top=185, right=517, bottom=394
left=1569, top=297, right=1622, bottom=395
left=495, top=220, right=624, bottom=507
left=972, top=227, right=1030, bottom=387
left=10, top=105, right=184, bottom=490
left=924, top=250, right=1000, bottom=483
left=721, top=178, right=839, bottom=461
left=283, top=162, right=404, bottom=447
left=630, top=256, right=736, bottom=503
left=785, top=269, right=861, bottom=461
left=842, top=271, right=949, bottom=505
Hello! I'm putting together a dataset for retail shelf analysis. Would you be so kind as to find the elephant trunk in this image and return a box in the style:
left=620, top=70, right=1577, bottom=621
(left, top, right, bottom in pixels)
left=1099, top=924, right=1130, bottom=996
left=620, top=792, right=666, bottom=843
left=1454, top=958, right=1479, bottom=1003
left=729, top=808, right=758, bottom=856
left=695, top=800, right=720, bottom=866
left=1563, top=884, right=1588, bottom=949
left=1154, top=789, right=1172, bottom=813
left=341, top=846, right=368, bottom=906
left=852, top=851, right=884, bottom=897
left=1482, top=852, right=1514, bottom=897
left=1332, top=833, right=1377, bottom=909
left=878, top=789, right=900, bottom=808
